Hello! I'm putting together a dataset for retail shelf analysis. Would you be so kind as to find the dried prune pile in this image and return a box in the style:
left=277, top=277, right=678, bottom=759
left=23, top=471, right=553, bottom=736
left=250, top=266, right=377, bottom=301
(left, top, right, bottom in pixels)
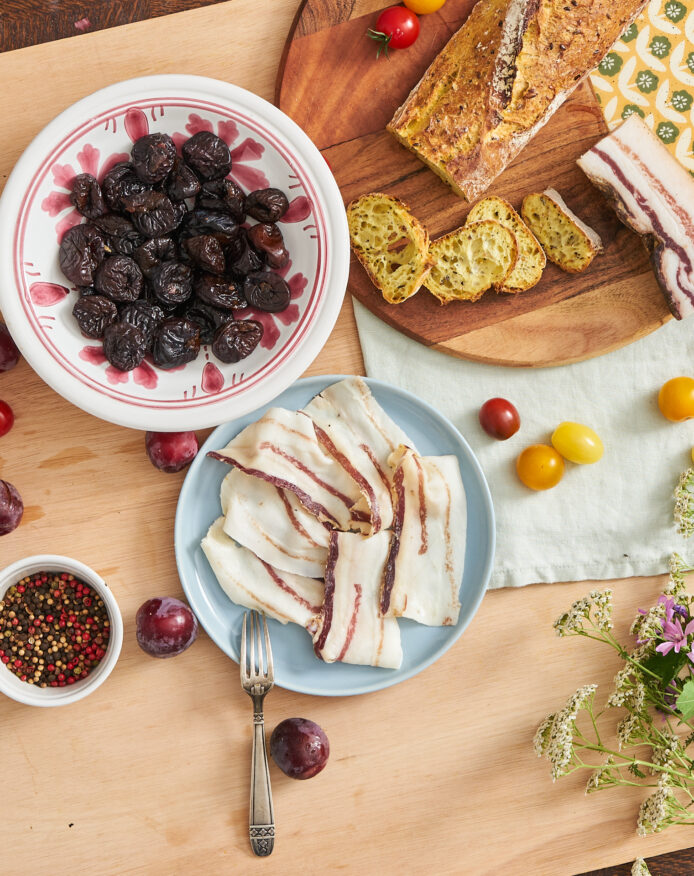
left=57, top=131, right=295, bottom=373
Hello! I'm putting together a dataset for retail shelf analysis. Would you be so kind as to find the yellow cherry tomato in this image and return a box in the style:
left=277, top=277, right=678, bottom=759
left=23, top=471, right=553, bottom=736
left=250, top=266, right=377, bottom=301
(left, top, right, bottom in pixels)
left=691, top=446, right=694, bottom=465
left=658, top=377, right=694, bottom=422
left=551, top=421, right=604, bottom=465
left=516, top=445, right=565, bottom=491
left=403, top=0, right=447, bottom=12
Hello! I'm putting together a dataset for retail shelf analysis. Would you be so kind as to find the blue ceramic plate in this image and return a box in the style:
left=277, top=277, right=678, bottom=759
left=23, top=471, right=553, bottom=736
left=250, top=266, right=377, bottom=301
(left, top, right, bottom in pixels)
left=175, top=375, right=495, bottom=696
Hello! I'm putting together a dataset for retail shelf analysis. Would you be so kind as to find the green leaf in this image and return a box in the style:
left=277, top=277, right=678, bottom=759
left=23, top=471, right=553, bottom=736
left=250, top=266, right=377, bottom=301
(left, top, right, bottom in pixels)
left=677, top=679, right=694, bottom=720
left=642, top=648, right=689, bottom=688
left=629, top=763, right=647, bottom=778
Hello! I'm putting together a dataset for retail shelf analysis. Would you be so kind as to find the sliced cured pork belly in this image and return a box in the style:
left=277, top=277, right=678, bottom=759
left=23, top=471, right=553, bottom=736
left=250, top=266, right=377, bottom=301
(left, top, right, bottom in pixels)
left=303, top=377, right=417, bottom=533
left=201, top=517, right=324, bottom=629
left=313, top=531, right=402, bottom=669
left=220, top=469, right=329, bottom=579
left=577, top=115, right=694, bottom=319
left=208, top=407, right=368, bottom=532
left=381, top=447, right=466, bottom=627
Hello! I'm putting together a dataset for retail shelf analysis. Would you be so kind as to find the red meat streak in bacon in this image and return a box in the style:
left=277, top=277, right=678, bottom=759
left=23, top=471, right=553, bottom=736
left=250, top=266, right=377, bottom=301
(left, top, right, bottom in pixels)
left=314, top=530, right=339, bottom=658
left=413, top=456, right=428, bottom=555
left=337, top=583, right=362, bottom=662
left=208, top=451, right=340, bottom=527
left=380, top=466, right=405, bottom=616
left=277, top=488, right=324, bottom=547
left=312, top=424, right=381, bottom=531
left=360, top=443, right=392, bottom=494
left=261, top=560, right=322, bottom=613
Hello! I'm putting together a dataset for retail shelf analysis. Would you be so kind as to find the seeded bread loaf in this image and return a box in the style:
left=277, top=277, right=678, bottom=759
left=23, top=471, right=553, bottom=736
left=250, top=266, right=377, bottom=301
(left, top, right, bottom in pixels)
left=347, top=193, right=432, bottom=304
left=466, top=196, right=545, bottom=293
left=387, top=0, right=648, bottom=201
left=425, top=220, right=517, bottom=304
left=521, top=189, right=602, bottom=273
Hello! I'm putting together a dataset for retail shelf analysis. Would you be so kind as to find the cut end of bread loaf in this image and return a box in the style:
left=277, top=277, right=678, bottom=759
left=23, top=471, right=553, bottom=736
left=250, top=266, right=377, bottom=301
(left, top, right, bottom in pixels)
left=347, top=192, right=432, bottom=304
left=425, top=220, right=517, bottom=304
left=521, top=190, right=602, bottom=273
left=466, top=196, right=546, bottom=293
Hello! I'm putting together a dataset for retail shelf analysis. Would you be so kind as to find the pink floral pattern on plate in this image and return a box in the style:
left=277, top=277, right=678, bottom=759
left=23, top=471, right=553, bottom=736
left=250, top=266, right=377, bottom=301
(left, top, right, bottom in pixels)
left=26, top=100, right=323, bottom=406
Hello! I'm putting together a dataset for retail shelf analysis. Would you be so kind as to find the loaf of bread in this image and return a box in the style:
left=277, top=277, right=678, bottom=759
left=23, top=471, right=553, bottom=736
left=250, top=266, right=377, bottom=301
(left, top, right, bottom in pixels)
left=387, top=0, right=648, bottom=201
left=347, top=192, right=432, bottom=304
left=521, top=189, right=602, bottom=273
left=466, top=196, right=545, bottom=293
left=425, top=220, right=517, bottom=304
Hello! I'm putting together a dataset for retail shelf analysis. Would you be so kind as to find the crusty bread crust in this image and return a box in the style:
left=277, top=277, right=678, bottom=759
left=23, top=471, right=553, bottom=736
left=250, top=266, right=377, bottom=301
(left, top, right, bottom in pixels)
left=387, top=0, right=648, bottom=201
left=521, top=190, right=601, bottom=273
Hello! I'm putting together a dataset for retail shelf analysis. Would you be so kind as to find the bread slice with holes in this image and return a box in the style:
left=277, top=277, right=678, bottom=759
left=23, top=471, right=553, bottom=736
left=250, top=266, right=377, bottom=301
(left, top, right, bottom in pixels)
left=425, top=220, right=517, bottom=304
left=346, top=193, right=433, bottom=304
left=466, top=196, right=545, bottom=293
left=521, top=189, right=603, bottom=273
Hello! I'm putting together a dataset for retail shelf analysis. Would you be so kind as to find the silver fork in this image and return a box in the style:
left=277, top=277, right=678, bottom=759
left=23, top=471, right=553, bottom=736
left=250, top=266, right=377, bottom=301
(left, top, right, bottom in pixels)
left=240, top=610, right=275, bottom=857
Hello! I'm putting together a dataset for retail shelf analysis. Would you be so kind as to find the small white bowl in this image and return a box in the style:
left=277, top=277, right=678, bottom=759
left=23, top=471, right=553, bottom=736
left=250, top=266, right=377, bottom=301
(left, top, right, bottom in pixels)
left=0, top=555, right=123, bottom=707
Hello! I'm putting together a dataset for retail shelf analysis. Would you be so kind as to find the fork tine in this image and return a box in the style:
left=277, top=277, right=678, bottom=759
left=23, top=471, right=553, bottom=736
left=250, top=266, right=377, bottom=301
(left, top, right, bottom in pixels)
left=262, top=614, right=273, bottom=680
left=254, top=610, right=264, bottom=676
left=250, top=610, right=257, bottom=677
left=240, top=612, right=248, bottom=681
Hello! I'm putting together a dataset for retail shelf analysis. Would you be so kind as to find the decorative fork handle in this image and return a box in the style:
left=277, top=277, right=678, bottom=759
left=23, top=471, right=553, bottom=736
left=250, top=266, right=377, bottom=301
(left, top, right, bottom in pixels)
left=249, top=696, right=274, bottom=856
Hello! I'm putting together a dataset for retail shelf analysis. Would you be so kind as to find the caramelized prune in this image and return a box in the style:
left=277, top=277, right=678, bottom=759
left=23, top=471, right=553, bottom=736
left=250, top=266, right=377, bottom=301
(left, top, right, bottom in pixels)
left=184, top=235, right=225, bottom=274
left=131, top=133, right=177, bottom=184
left=119, top=300, right=165, bottom=350
left=182, top=208, right=240, bottom=242
left=94, top=214, right=145, bottom=256
left=103, top=322, right=147, bottom=371
left=166, top=157, right=201, bottom=201
left=95, top=255, right=144, bottom=302
left=122, top=191, right=184, bottom=238
left=195, top=273, right=246, bottom=310
left=152, top=317, right=200, bottom=369
left=197, top=178, right=245, bottom=222
left=59, top=224, right=106, bottom=286
left=243, top=271, right=291, bottom=312
left=211, top=320, right=263, bottom=363
left=70, top=173, right=107, bottom=219
left=134, top=237, right=178, bottom=277
left=184, top=299, right=234, bottom=344
left=72, top=295, right=118, bottom=338
left=247, top=222, right=289, bottom=269
left=79, top=286, right=97, bottom=297
left=228, top=235, right=264, bottom=276
left=182, top=131, right=231, bottom=181
left=150, top=261, right=193, bottom=307
left=245, top=188, right=289, bottom=223
left=102, top=162, right=148, bottom=212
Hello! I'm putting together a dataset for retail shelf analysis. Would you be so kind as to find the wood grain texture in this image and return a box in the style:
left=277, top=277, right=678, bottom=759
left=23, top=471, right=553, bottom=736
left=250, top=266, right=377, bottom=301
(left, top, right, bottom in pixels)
left=277, top=0, right=670, bottom=367
left=0, top=3, right=692, bottom=876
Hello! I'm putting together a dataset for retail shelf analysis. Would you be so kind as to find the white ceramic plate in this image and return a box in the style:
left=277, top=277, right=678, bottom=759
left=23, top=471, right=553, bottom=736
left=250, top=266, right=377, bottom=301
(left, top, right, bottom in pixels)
left=0, top=75, right=349, bottom=430
left=175, top=376, right=495, bottom=697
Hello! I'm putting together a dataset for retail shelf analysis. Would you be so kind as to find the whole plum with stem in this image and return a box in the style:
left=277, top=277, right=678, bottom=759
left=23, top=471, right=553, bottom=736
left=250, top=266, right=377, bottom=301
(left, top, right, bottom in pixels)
left=136, top=596, right=198, bottom=658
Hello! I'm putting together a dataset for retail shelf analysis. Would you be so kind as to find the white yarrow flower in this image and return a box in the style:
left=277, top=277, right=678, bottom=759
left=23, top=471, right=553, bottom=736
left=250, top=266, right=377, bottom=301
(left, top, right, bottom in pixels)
left=631, top=858, right=651, bottom=876
left=674, top=469, right=694, bottom=538
left=586, top=755, right=616, bottom=794
left=554, top=590, right=613, bottom=636
left=534, top=686, right=597, bottom=780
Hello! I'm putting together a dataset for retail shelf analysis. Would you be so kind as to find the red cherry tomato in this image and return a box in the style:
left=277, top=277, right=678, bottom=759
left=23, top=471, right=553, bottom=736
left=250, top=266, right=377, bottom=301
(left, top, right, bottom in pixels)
left=368, top=7, right=420, bottom=56
left=479, top=397, right=520, bottom=440
left=0, top=401, right=14, bottom=438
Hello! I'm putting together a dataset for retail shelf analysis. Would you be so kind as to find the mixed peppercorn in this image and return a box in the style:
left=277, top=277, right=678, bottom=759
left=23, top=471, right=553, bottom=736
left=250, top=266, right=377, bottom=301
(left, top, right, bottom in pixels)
left=0, top=571, right=110, bottom=687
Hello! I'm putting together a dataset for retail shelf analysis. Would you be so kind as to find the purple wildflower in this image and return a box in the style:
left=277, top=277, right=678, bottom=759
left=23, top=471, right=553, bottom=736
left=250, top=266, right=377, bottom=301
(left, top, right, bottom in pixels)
left=656, top=617, right=694, bottom=655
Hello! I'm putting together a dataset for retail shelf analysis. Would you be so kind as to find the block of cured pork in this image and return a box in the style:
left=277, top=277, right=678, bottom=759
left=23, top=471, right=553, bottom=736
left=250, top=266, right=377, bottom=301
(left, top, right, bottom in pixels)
left=381, top=447, right=466, bottom=627
left=208, top=407, right=368, bottom=533
left=201, top=517, right=324, bottom=629
left=312, top=531, right=403, bottom=669
left=220, top=469, right=329, bottom=579
left=577, top=115, right=694, bottom=319
left=302, top=377, right=417, bottom=533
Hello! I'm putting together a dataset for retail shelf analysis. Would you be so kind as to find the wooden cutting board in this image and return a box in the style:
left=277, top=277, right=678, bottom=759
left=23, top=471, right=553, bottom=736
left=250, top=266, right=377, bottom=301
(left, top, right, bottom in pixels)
left=276, top=0, right=671, bottom=367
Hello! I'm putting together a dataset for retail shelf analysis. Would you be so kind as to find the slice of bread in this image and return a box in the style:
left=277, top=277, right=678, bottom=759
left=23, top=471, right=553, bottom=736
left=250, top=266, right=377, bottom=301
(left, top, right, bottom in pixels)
left=466, top=196, right=546, bottom=293
left=521, top=189, right=603, bottom=273
left=425, top=220, right=517, bottom=304
left=347, top=193, right=432, bottom=304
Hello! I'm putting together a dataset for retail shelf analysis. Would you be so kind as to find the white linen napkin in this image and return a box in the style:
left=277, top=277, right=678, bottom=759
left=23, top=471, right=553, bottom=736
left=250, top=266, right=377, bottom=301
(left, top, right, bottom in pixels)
left=353, top=299, right=691, bottom=589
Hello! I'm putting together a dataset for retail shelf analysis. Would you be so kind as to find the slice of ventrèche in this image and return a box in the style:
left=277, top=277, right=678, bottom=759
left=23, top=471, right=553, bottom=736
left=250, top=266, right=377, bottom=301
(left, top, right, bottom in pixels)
left=380, top=447, right=466, bottom=627
left=208, top=407, right=368, bottom=533
left=577, top=115, right=694, bottom=319
left=303, top=377, right=417, bottom=534
left=221, top=469, right=329, bottom=579
left=312, top=530, right=402, bottom=670
left=202, top=517, right=324, bottom=629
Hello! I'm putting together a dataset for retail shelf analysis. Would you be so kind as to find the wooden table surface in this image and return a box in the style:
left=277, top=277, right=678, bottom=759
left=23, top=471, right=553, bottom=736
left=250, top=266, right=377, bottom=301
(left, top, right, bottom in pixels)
left=1, top=2, right=692, bottom=874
